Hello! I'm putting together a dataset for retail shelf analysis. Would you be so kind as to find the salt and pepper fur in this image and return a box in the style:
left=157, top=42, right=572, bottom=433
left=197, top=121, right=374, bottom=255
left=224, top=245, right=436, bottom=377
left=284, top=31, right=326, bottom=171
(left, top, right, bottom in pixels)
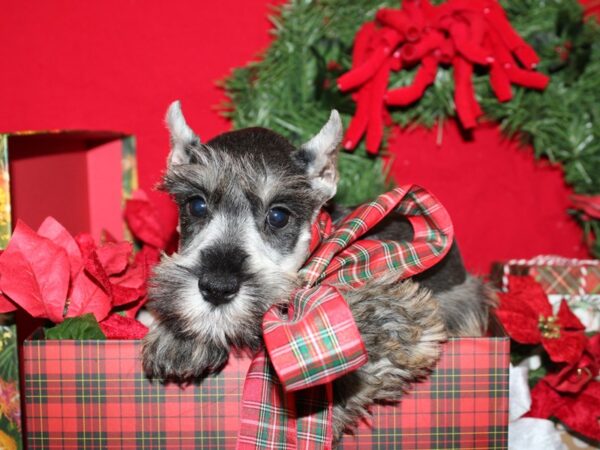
left=142, top=101, right=496, bottom=442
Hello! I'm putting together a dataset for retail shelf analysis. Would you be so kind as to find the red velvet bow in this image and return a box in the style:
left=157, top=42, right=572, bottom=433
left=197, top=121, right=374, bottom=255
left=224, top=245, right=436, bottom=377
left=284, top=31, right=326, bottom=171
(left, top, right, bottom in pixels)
left=338, top=0, right=549, bottom=153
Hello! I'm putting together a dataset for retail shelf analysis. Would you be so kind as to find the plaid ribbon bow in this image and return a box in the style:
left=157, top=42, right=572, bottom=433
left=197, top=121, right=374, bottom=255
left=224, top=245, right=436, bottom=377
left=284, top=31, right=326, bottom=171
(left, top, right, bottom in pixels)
left=237, top=184, right=454, bottom=449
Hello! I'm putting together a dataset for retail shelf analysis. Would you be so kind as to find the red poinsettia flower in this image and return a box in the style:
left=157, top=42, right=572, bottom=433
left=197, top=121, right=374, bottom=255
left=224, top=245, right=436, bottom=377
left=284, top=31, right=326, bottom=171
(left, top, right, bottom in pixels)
left=0, top=217, right=148, bottom=324
left=544, top=334, right=600, bottom=394
left=123, top=190, right=178, bottom=253
left=525, top=326, right=600, bottom=442
left=0, top=292, right=15, bottom=314
left=496, top=275, right=587, bottom=364
left=528, top=376, right=600, bottom=441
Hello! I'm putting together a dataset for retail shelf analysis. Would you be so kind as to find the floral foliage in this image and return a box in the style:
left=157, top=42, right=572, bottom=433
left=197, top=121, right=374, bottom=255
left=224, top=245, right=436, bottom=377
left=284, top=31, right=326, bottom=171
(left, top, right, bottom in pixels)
left=497, top=275, right=600, bottom=441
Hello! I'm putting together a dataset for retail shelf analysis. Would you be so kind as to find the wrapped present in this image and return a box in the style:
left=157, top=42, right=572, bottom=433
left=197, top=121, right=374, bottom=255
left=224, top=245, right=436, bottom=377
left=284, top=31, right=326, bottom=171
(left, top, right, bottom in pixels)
left=0, top=130, right=137, bottom=450
left=7, top=184, right=509, bottom=448
left=492, top=256, right=600, bottom=332
left=23, top=322, right=509, bottom=450
left=0, top=130, right=137, bottom=247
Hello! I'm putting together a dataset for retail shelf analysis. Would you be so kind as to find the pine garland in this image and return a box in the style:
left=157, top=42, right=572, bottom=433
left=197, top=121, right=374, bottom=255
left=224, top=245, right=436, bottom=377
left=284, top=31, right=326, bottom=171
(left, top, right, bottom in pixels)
left=224, top=0, right=397, bottom=205
left=223, top=0, right=600, bottom=254
left=479, top=1, right=600, bottom=194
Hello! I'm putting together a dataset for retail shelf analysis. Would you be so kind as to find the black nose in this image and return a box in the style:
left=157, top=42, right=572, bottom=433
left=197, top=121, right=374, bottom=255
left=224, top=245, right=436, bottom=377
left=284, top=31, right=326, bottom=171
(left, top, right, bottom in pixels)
left=197, top=245, right=248, bottom=306
left=198, top=275, right=241, bottom=306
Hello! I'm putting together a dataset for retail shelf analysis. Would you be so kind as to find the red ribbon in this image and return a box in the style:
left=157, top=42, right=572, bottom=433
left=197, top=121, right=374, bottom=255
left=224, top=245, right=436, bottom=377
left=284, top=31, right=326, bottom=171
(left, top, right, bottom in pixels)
left=337, top=0, right=550, bottom=153
left=237, top=185, right=454, bottom=449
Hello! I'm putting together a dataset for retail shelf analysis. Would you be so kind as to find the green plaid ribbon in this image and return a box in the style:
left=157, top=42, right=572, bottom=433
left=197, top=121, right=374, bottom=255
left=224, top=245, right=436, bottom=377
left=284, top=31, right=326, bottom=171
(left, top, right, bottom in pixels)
left=237, top=185, right=454, bottom=450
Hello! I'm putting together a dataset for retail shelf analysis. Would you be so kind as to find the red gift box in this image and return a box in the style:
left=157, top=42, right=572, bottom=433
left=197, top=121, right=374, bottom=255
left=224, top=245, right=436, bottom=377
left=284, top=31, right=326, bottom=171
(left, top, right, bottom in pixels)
left=0, top=130, right=137, bottom=450
left=0, top=130, right=137, bottom=247
left=23, top=320, right=509, bottom=449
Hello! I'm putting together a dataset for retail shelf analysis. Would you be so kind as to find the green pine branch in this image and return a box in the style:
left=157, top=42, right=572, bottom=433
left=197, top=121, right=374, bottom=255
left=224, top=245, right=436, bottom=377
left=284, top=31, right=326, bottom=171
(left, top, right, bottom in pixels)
left=224, top=0, right=600, bottom=254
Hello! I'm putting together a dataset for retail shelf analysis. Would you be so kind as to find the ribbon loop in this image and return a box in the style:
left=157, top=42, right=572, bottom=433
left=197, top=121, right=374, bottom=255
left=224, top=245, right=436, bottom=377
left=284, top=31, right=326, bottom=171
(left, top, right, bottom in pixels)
left=301, top=185, right=454, bottom=287
left=263, top=285, right=369, bottom=393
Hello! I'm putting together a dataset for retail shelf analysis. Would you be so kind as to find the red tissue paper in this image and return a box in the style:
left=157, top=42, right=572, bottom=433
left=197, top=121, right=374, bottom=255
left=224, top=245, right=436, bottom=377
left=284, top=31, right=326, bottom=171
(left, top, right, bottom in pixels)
left=0, top=216, right=152, bottom=338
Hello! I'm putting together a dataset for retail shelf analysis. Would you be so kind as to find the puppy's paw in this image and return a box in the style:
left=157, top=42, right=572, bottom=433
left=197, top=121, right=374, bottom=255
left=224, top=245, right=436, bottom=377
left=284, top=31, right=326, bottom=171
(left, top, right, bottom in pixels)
left=142, top=323, right=229, bottom=381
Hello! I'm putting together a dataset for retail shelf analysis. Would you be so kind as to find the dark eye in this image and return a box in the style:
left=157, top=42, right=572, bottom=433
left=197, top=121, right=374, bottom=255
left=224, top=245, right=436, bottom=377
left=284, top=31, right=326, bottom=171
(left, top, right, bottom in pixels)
left=188, top=196, right=208, bottom=218
left=267, top=207, right=290, bottom=229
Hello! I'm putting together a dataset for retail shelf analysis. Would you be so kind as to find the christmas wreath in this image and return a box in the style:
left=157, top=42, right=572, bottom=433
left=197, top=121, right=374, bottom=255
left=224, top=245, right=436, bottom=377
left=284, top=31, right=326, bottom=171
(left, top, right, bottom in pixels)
left=224, top=0, right=600, bottom=257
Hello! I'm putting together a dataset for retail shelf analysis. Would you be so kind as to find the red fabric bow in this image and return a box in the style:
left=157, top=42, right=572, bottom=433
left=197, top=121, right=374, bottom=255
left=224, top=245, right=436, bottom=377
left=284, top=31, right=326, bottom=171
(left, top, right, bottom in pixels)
left=337, top=0, right=549, bottom=153
left=237, top=184, right=454, bottom=449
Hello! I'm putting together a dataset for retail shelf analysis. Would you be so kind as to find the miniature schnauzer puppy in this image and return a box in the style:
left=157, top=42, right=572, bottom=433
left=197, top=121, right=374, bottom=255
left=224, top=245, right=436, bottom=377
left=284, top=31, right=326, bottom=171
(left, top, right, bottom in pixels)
left=142, top=101, right=495, bottom=441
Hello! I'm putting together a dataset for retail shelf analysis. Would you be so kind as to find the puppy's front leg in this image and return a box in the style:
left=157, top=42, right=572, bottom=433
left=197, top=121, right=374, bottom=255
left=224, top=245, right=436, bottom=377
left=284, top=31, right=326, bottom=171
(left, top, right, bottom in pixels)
left=142, top=322, right=229, bottom=381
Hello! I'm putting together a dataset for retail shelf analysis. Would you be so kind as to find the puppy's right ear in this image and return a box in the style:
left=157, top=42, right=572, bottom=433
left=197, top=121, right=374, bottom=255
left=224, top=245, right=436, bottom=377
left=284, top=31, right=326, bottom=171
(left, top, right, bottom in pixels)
left=166, top=100, right=201, bottom=167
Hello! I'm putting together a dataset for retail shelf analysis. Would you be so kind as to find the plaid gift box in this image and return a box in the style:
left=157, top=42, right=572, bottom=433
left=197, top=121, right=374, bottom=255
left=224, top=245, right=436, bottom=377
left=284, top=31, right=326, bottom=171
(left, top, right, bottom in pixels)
left=491, top=256, right=600, bottom=332
left=23, top=320, right=509, bottom=450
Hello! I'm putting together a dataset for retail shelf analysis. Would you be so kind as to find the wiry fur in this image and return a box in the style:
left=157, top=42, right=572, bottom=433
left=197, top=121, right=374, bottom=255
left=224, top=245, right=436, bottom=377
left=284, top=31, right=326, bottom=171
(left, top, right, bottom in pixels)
left=143, top=144, right=315, bottom=376
left=332, top=276, right=446, bottom=442
left=142, top=101, right=494, bottom=442
left=436, top=275, right=498, bottom=337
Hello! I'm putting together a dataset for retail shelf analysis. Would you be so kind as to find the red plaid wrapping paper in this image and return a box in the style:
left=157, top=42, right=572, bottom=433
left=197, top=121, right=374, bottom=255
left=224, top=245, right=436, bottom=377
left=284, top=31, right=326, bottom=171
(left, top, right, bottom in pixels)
left=23, top=334, right=509, bottom=449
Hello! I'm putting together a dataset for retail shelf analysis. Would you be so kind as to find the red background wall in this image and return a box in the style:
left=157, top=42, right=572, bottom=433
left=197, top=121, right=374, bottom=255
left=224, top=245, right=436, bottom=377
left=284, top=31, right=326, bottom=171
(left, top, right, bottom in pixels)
left=0, top=0, right=589, bottom=273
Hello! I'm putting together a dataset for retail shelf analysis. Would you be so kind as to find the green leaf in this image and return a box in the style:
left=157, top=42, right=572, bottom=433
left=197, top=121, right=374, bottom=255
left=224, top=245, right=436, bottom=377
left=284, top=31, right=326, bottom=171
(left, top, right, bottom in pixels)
left=528, top=365, right=548, bottom=389
left=44, top=314, right=106, bottom=340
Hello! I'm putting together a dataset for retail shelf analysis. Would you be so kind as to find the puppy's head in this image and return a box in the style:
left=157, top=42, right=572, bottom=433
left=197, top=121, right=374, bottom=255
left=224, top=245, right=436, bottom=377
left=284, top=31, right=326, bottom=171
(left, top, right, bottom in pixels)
left=149, top=101, right=343, bottom=351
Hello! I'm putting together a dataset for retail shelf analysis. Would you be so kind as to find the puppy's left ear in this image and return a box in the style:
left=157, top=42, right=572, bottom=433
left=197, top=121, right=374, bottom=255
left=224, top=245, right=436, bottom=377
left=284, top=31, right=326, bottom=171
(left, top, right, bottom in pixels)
left=296, top=110, right=343, bottom=202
